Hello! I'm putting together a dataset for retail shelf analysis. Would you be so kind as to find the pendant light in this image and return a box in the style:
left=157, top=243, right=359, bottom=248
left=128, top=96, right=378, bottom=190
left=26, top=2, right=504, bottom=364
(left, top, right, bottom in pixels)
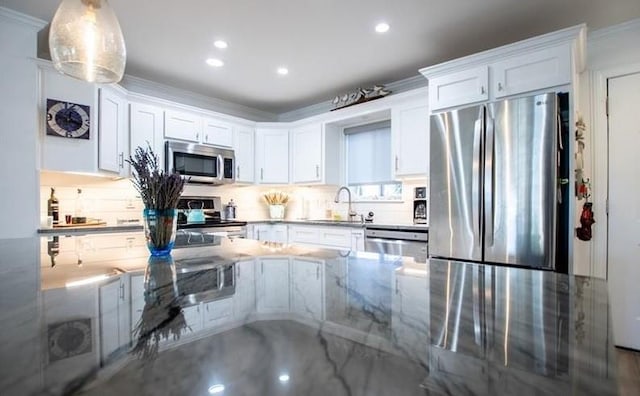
left=49, top=0, right=126, bottom=83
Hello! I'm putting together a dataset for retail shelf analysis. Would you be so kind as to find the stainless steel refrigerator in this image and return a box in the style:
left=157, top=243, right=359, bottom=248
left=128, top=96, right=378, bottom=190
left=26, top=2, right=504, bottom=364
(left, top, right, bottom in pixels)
left=429, top=92, right=565, bottom=270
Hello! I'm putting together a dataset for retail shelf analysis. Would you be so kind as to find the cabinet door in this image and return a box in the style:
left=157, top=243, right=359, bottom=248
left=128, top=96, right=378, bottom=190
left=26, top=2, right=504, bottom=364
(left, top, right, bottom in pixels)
left=428, top=66, right=489, bottom=111
left=203, top=118, right=233, bottom=147
left=99, top=279, right=121, bottom=362
left=164, top=109, right=201, bottom=142
left=351, top=230, right=365, bottom=251
left=256, top=129, right=289, bottom=184
left=289, top=226, right=320, bottom=245
left=182, top=304, right=203, bottom=336
left=130, top=102, right=164, bottom=168
left=291, top=124, right=322, bottom=183
left=392, top=102, right=429, bottom=177
left=233, top=260, right=256, bottom=319
left=291, top=259, right=323, bottom=320
left=254, top=225, right=270, bottom=241
left=98, top=87, right=128, bottom=176
left=491, top=44, right=571, bottom=99
left=203, top=298, right=234, bottom=328
left=234, top=126, right=255, bottom=183
left=256, top=258, right=290, bottom=313
left=271, top=225, right=288, bottom=243
left=130, top=275, right=145, bottom=337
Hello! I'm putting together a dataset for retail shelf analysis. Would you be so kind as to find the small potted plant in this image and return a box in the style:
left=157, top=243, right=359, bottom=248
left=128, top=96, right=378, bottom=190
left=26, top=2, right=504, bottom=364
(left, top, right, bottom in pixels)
left=263, top=191, right=289, bottom=220
left=127, top=145, right=187, bottom=256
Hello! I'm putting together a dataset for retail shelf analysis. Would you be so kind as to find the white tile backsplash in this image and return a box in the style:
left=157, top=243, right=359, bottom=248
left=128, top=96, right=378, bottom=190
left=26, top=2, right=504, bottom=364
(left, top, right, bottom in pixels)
left=40, top=171, right=427, bottom=226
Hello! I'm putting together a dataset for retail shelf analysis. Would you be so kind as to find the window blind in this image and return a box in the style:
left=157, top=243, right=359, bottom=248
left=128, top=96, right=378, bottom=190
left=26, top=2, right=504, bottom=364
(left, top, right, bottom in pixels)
left=345, top=121, right=392, bottom=185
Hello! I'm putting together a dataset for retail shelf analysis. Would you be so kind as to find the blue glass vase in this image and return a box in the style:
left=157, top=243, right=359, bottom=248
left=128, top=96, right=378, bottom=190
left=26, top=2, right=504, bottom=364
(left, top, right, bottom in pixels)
left=143, top=208, right=178, bottom=256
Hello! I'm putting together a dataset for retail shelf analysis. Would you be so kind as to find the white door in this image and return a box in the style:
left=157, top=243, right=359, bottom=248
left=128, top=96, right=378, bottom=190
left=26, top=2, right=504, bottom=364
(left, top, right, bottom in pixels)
left=608, top=72, right=640, bottom=350
left=256, top=258, right=290, bottom=313
left=234, top=126, right=255, bottom=183
left=130, top=102, right=164, bottom=166
left=99, top=87, right=127, bottom=175
left=256, top=129, right=289, bottom=184
left=291, top=259, right=323, bottom=320
left=291, top=124, right=322, bottom=183
left=203, top=118, right=233, bottom=147
left=392, top=102, right=429, bottom=177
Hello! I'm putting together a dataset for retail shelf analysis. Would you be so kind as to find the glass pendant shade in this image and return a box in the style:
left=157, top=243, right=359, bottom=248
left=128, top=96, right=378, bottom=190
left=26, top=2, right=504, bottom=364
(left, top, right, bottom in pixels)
left=49, top=0, right=126, bottom=83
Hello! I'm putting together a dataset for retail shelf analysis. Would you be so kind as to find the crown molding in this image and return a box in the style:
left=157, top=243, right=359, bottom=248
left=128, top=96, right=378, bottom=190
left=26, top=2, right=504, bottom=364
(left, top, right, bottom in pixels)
left=277, top=74, right=428, bottom=122
left=120, top=74, right=278, bottom=122
left=420, top=23, right=586, bottom=79
left=0, top=6, right=47, bottom=30
left=588, top=17, right=640, bottom=42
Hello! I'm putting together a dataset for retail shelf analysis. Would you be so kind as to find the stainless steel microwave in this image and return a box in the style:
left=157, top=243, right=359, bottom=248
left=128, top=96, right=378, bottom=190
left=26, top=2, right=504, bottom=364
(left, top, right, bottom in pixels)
left=165, top=141, right=235, bottom=184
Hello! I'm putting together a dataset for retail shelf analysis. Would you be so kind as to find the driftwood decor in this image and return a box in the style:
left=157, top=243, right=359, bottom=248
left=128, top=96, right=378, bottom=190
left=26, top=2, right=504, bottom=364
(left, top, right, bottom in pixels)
left=331, top=85, right=391, bottom=111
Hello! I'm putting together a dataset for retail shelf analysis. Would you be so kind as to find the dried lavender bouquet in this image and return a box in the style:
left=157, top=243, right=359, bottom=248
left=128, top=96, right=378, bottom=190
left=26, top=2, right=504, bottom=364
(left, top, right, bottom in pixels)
left=127, top=144, right=187, bottom=249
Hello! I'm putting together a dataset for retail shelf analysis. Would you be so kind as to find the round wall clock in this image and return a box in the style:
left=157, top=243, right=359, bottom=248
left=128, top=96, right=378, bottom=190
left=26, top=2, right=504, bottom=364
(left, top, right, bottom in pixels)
left=46, top=98, right=91, bottom=140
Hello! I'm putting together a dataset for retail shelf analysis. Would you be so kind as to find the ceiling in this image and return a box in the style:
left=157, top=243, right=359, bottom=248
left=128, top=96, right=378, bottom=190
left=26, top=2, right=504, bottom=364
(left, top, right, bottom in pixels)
left=2, top=0, right=640, bottom=115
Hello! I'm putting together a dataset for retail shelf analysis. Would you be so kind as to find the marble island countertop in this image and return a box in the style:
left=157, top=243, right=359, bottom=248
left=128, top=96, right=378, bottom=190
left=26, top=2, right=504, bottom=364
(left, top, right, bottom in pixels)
left=0, top=234, right=616, bottom=395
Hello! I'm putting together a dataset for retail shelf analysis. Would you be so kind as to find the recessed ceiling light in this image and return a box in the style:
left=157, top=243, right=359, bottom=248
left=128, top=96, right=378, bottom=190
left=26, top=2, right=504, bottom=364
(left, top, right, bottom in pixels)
left=277, top=67, right=289, bottom=75
left=278, top=374, right=290, bottom=383
left=208, top=384, right=225, bottom=394
left=214, top=40, right=228, bottom=49
left=206, top=58, right=224, bottom=67
left=375, top=22, right=390, bottom=33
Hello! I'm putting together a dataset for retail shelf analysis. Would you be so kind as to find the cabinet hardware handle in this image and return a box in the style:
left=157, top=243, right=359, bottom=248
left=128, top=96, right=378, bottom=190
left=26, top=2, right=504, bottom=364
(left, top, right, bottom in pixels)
left=237, top=265, right=241, bottom=278
left=316, top=265, right=320, bottom=280
left=205, top=134, right=208, bottom=141
left=237, top=166, right=240, bottom=179
left=498, top=82, right=503, bottom=91
left=118, top=153, right=124, bottom=168
left=480, top=86, right=486, bottom=95
left=197, top=306, right=200, bottom=313
left=206, top=305, right=209, bottom=311
left=120, top=282, right=125, bottom=300
left=261, top=168, right=264, bottom=180
left=395, top=156, right=399, bottom=171
left=261, top=262, right=264, bottom=274
left=395, top=278, right=399, bottom=295
left=196, top=133, right=199, bottom=140
left=316, top=165, right=320, bottom=178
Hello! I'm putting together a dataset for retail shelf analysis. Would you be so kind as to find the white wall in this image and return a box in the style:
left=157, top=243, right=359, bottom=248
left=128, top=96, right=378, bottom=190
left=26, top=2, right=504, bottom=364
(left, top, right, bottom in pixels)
left=577, top=18, right=640, bottom=278
left=0, top=9, right=45, bottom=239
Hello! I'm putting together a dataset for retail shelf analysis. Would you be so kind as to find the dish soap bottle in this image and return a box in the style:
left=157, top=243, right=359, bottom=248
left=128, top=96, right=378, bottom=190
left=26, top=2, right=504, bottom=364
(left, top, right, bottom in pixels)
left=47, top=188, right=59, bottom=226
left=74, top=188, right=86, bottom=224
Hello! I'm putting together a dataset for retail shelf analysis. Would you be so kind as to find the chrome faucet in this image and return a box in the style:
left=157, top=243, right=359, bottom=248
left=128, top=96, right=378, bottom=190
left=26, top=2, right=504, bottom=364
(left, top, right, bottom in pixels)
left=334, top=186, right=358, bottom=222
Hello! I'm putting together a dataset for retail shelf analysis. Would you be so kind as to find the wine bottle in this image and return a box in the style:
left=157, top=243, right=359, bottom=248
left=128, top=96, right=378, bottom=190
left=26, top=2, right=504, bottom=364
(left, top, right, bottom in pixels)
left=47, top=188, right=59, bottom=225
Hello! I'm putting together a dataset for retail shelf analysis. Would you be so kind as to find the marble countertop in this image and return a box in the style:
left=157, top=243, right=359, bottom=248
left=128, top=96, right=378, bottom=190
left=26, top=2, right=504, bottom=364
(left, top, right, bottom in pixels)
left=37, top=224, right=143, bottom=235
left=247, top=219, right=429, bottom=231
left=0, top=234, right=617, bottom=395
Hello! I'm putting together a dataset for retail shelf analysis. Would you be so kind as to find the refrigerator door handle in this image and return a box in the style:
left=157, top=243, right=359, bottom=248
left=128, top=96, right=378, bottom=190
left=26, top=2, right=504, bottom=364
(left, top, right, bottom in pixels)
left=472, top=115, right=482, bottom=247
left=485, top=115, right=495, bottom=247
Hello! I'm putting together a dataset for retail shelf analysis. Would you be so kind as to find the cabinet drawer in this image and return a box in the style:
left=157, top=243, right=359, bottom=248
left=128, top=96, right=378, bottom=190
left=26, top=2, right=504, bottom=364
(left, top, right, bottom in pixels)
left=289, top=226, right=320, bottom=244
left=491, top=44, right=571, bottom=98
left=318, top=228, right=352, bottom=249
left=429, top=66, right=489, bottom=111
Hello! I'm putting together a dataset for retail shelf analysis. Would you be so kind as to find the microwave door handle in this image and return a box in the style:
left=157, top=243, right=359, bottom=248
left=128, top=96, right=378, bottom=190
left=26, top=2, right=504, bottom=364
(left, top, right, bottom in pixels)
left=217, top=155, right=224, bottom=181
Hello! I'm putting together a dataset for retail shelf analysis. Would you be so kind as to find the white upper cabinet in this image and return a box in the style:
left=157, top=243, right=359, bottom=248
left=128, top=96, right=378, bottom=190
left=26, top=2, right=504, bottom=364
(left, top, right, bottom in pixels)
left=428, top=66, right=489, bottom=111
left=98, top=86, right=128, bottom=177
left=164, top=109, right=202, bottom=142
left=491, top=44, right=571, bottom=99
left=233, top=125, right=255, bottom=183
left=421, top=25, right=585, bottom=111
left=202, top=118, right=233, bottom=147
left=129, top=102, right=164, bottom=168
left=255, top=128, right=289, bottom=184
left=291, top=123, right=323, bottom=183
left=290, top=122, right=341, bottom=185
left=391, top=100, right=429, bottom=177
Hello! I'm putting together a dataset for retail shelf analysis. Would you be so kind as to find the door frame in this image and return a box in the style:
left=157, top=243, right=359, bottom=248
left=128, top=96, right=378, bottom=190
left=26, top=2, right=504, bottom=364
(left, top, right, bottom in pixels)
left=589, top=62, right=640, bottom=279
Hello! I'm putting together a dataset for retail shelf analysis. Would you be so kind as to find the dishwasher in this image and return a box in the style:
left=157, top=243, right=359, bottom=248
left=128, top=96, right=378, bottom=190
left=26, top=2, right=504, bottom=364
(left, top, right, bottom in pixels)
left=364, top=226, right=429, bottom=262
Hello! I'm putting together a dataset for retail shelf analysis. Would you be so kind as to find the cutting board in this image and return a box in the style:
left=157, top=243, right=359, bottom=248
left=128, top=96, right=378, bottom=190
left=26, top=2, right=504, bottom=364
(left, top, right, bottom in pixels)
left=53, top=221, right=107, bottom=228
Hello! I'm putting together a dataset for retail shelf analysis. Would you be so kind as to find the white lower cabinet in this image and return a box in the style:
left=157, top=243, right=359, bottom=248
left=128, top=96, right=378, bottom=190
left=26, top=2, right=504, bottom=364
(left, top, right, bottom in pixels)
left=291, top=259, right=324, bottom=320
left=289, top=225, right=362, bottom=250
left=203, top=298, right=234, bottom=328
left=233, top=260, right=256, bottom=319
left=130, top=274, right=145, bottom=338
left=99, top=277, right=130, bottom=364
left=253, top=224, right=288, bottom=243
left=181, top=304, right=203, bottom=336
left=256, top=258, right=290, bottom=313
left=392, top=272, right=429, bottom=365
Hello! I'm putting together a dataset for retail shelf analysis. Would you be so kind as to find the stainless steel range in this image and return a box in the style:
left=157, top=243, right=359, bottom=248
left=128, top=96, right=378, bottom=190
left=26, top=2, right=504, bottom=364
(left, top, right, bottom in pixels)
left=175, top=196, right=247, bottom=245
